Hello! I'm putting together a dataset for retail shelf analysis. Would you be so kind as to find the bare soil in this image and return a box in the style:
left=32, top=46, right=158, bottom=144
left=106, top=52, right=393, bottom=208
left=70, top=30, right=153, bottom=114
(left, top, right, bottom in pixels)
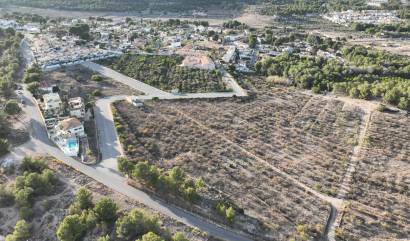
left=44, top=65, right=142, bottom=101
left=113, top=90, right=336, bottom=240
left=336, top=111, right=410, bottom=240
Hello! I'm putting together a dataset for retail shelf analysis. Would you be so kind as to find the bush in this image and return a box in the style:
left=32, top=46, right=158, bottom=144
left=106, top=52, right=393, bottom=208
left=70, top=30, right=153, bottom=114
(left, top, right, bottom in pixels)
left=24, top=72, right=41, bottom=83
left=5, top=220, right=31, bottom=241
left=91, top=74, right=103, bottom=82
left=92, top=89, right=102, bottom=97
left=4, top=100, right=21, bottom=115
left=27, top=82, right=40, bottom=95
left=56, top=214, right=87, bottom=241
left=137, top=232, right=164, bottom=241
left=172, top=232, right=189, bottom=241
left=18, top=206, right=34, bottom=220
left=97, top=235, right=110, bottom=241
left=117, top=156, right=134, bottom=174
left=0, top=185, right=14, bottom=207
left=115, top=208, right=159, bottom=240
left=216, top=202, right=236, bottom=223
left=74, top=188, right=93, bottom=210
left=0, top=138, right=10, bottom=156
left=93, top=197, right=118, bottom=224
left=19, top=157, right=48, bottom=173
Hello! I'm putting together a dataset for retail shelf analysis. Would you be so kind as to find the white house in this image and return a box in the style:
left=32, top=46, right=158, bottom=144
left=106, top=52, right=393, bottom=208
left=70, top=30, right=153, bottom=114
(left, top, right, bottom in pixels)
left=51, top=118, right=85, bottom=156
left=55, top=118, right=85, bottom=138
left=43, top=93, right=63, bottom=117
left=68, top=97, right=85, bottom=119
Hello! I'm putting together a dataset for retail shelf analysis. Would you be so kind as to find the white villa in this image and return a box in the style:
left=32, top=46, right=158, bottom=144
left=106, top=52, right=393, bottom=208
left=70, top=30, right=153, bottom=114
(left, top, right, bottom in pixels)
left=68, top=97, right=85, bottom=119
left=51, top=118, right=85, bottom=156
left=43, top=93, right=63, bottom=117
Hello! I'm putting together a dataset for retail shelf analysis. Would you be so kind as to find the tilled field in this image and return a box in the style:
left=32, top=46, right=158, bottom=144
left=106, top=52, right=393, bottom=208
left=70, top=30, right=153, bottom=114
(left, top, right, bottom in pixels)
left=337, top=111, right=410, bottom=240
left=149, top=89, right=364, bottom=197
left=112, top=90, right=351, bottom=240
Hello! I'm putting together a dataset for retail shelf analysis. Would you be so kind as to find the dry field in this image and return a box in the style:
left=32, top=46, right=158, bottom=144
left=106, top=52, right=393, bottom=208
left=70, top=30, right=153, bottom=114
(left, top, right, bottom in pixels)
left=44, top=65, right=142, bottom=100
left=337, top=111, right=410, bottom=240
left=151, top=89, right=364, bottom=197
left=113, top=89, right=356, bottom=240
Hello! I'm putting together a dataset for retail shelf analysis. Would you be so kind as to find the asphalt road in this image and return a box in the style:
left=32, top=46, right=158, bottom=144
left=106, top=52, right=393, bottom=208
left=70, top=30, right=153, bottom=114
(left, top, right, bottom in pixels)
left=15, top=86, right=253, bottom=241
left=82, top=62, right=247, bottom=98
left=82, top=62, right=172, bottom=97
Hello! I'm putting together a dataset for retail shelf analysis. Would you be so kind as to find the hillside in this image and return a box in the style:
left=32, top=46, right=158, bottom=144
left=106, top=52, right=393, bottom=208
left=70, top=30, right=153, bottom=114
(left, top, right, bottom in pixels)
left=0, top=0, right=256, bottom=12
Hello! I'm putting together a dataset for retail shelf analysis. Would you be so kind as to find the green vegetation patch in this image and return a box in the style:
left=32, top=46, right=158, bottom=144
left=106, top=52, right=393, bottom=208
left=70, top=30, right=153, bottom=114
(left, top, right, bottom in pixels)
left=57, top=187, right=189, bottom=241
left=256, top=45, right=410, bottom=110
left=100, top=54, right=227, bottom=93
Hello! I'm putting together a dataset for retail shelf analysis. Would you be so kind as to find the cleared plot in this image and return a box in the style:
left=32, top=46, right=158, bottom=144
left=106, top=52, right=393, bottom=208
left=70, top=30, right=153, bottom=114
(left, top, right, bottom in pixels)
left=113, top=94, right=331, bottom=240
left=337, top=112, right=410, bottom=240
left=157, top=89, right=364, bottom=196
left=43, top=65, right=142, bottom=98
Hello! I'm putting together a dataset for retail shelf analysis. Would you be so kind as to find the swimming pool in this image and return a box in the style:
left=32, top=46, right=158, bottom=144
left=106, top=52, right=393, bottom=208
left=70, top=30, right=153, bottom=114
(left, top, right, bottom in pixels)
left=68, top=139, right=78, bottom=149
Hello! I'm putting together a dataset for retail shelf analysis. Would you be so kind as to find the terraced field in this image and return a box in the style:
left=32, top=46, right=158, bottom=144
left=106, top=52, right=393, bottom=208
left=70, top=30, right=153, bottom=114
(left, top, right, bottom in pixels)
left=157, top=89, right=364, bottom=196
left=337, top=111, right=410, bottom=240
left=111, top=88, right=372, bottom=239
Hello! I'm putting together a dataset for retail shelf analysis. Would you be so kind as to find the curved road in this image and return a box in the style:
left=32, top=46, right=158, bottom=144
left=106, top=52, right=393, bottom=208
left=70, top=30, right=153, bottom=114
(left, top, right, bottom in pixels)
left=15, top=81, right=252, bottom=241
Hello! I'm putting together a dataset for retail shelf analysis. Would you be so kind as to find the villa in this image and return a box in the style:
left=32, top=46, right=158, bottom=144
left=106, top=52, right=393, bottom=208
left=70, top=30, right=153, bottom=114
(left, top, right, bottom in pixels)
left=51, top=118, right=85, bottom=156
left=68, top=97, right=86, bottom=119
left=43, top=92, right=63, bottom=117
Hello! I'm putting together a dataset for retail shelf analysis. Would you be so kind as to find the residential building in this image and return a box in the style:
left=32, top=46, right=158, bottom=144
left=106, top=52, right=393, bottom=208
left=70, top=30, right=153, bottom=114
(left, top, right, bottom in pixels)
left=43, top=93, right=63, bottom=117
left=55, top=118, right=85, bottom=138
left=222, top=46, right=238, bottom=64
left=68, top=97, right=86, bottom=119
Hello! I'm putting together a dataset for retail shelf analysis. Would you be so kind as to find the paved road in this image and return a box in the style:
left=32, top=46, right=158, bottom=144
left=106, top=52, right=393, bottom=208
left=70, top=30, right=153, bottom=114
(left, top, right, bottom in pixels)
left=82, top=62, right=172, bottom=97
left=16, top=85, right=253, bottom=241
left=82, top=62, right=247, bottom=98
left=94, top=95, right=127, bottom=172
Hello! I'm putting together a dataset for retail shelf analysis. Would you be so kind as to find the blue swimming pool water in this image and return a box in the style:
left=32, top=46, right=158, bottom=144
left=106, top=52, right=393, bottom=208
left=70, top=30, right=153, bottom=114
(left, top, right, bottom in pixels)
left=68, top=139, right=77, bottom=149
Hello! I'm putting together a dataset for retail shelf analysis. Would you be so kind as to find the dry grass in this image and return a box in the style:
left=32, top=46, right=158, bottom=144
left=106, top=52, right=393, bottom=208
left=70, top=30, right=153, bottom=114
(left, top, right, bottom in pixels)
left=337, top=111, right=410, bottom=240
left=113, top=89, right=350, bottom=240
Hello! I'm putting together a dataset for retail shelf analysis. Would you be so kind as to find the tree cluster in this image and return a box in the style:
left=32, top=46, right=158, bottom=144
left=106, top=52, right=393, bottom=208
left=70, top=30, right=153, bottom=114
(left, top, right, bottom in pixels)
left=351, top=21, right=410, bottom=37
left=216, top=202, right=236, bottom=223
left=100, top=54, right=226, bottom=93
left=69, top=23, right=92, bottom=40
left=57, top=188, right=189, bottom=241
left=118, top=157, right=204, bottom=203
left=222, top=20, right=248, bottom=29
left=0, top=28, right=23, bottom=99
left=2, top=157, right=60, bottom=241
left=256, top=45, right=410, bottom=110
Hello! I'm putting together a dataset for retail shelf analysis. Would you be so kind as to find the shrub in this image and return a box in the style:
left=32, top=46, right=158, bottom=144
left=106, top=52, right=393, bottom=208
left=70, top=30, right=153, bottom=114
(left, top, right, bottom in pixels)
left=137, top=232, right=164, bottom=241
left=19, top=157, right=48, bottom=173
left=172, top=232, right=189, bottom=241
left=115, top=208, right=159, bottom=240
left=216, top=202, right=236, bottom=223
left=4, top=100, right=21, bottom=115
left=92, top=89, right=102, bottom=97
left=74, top=188, right=93, bottom=210
left=27, top=82, right=40, bottom=95
left=97, top=235, right=110, bottom=241
left=117, top=156, right=134, bottom=174
left=24, top=72, right=41, bottom=83
left=91, top=74, right=103, bottom=82
left=56, top=214, right=87, bottom=241
left=93, top=197, right=118, bottom=224
left=0, top=138, right=10, bottom=156
left=5, top=220, right=31, bottom=241
left=0, top=185, right=14, bottom=207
